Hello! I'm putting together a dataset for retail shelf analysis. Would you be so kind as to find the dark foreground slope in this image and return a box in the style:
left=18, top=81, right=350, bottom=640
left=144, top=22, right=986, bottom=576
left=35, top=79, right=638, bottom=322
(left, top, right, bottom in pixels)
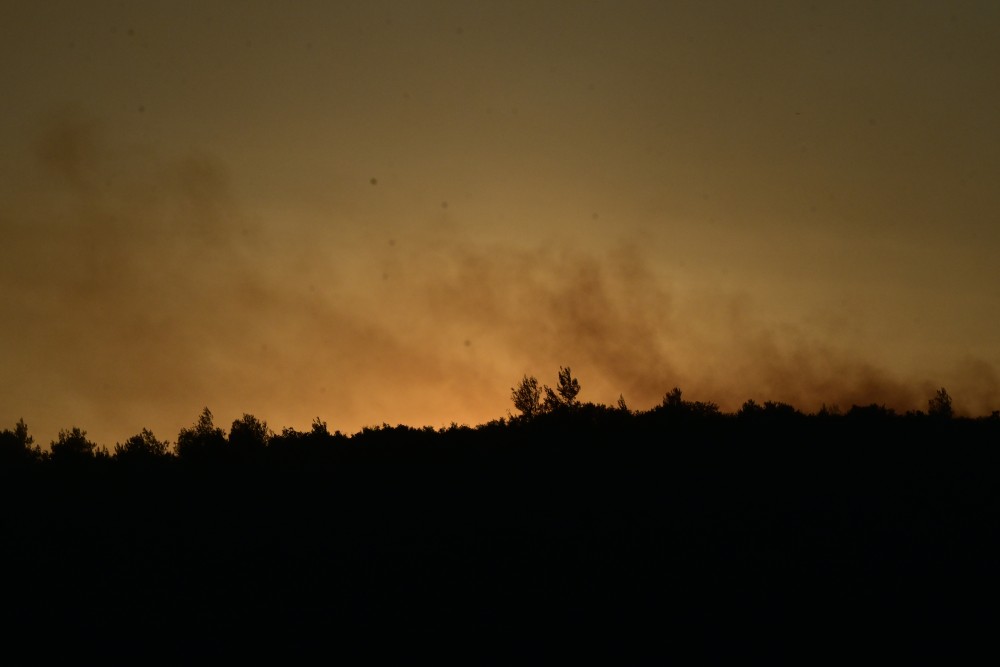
left=2, top=412, right=999, bottom=662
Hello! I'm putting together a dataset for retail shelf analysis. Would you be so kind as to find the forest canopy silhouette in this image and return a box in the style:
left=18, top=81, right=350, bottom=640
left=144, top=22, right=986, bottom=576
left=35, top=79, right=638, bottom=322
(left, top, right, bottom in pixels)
left=1, top=368, right=994, bottom=467
left=2, top=367, right=999, bottom=661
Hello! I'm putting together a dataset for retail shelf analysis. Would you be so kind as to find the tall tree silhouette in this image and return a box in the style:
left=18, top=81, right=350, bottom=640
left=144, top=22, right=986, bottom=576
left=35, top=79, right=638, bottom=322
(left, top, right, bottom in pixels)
left=543, top=366, right=581, bottom=412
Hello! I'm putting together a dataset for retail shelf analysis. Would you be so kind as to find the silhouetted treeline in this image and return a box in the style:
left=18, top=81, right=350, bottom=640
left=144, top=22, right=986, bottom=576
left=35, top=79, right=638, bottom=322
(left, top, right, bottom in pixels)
left=2, top=382, right=995, bottom=470
left=2, top=378, right=999, bottom=661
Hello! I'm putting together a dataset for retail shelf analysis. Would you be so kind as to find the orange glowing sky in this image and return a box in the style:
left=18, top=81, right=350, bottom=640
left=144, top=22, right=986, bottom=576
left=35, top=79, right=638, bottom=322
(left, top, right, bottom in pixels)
left=2, top=1, right=999, bottom=446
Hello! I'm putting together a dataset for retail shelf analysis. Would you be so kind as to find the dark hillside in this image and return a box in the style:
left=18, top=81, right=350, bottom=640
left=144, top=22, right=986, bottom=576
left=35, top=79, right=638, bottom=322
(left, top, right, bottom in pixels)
left=2, top=407, right=999, bottom=661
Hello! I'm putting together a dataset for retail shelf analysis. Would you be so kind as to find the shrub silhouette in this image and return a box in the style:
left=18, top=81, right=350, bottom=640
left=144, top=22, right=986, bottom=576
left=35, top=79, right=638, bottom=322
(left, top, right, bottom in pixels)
left=267, top=417, right=347, bottom=464
left=653, top=387, right=721, bottom=420
left=846, top=403, right=896, bottom=421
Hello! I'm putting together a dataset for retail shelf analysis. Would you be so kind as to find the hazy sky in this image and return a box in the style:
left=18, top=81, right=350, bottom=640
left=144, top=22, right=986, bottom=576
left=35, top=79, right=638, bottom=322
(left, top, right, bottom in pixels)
left=3, top=1, right=999, bottom=446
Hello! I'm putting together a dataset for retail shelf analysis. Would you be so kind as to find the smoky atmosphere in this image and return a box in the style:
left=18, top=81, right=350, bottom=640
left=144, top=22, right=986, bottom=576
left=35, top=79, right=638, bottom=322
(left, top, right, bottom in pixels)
left=3, top=1, right=1000, bottom=447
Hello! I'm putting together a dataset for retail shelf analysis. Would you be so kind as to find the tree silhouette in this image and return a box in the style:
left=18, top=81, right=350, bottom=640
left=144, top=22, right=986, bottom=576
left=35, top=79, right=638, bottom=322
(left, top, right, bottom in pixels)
left=663, top=387, right=684, bottom=409
left=114, top=428, right=171, bottom=461
left=763, top=401, right=799, bottom=417
left=50, top=427, right=97, bottom=463
left=229, top=413, right=271, bottom=460
left=928, top=387, right=954, bottom=419
left=0, top=418, right=42, bottom=465
left=511, top=375, right=543, bottom=418
left=176, top=407, right=227, bottom=462
left=543, top=366, right=581, bottom=412
left=653, top=387, right=720, bottom=420
left=513, top=367, right=582, bottom=417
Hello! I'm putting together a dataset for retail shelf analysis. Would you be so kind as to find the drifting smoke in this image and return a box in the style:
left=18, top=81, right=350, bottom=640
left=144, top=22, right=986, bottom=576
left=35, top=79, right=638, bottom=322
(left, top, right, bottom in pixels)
left=1, top=111, right=997, bottom=447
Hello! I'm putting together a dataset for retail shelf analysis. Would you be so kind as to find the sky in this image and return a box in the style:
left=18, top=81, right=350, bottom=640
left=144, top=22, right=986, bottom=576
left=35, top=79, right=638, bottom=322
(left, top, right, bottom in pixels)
left=2, top=0, right=999, bottom=447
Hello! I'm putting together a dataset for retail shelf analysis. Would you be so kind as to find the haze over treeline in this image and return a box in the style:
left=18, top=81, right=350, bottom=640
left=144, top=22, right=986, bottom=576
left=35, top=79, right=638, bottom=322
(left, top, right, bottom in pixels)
left=3, top=1, right=999, bottom=452
left=4, top=114, right=1000, bottom=446
left=2, top=366, right=994, bottom=461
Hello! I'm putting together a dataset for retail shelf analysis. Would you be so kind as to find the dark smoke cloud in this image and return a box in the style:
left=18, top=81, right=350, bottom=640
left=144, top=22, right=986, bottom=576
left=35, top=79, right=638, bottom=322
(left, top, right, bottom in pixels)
left=1, top=110, right=997, bottom=448
left=385, top=232, right=929, bottom=415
